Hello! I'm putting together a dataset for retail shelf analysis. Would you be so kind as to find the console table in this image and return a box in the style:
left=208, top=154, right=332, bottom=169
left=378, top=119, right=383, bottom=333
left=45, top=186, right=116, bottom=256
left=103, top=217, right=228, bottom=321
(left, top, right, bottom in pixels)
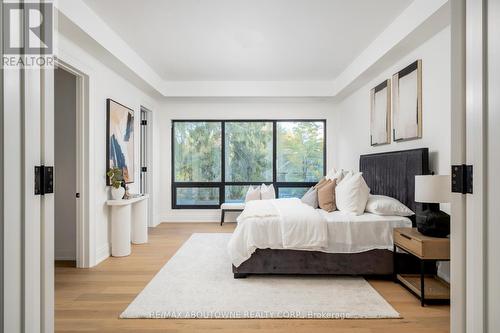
left=106, top=194, right=149, bottom=257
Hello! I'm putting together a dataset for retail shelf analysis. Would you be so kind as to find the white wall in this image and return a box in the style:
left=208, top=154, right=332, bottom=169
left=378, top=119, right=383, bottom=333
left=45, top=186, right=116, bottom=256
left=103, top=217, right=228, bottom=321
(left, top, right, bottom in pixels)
left=54, top=68, right=77, bottom=261
left=331, top=26, right=451, bottom=178
left=157, top=98, right=335, bottom=223
left=56, top=32, right=161, bottom=265
left=332, top=26, right=451, bottom=282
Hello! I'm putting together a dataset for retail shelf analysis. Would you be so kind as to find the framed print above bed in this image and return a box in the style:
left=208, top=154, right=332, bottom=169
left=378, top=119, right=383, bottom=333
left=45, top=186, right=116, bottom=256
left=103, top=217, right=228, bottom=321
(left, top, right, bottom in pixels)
left=392, top=60, right=422, bottom=142
left=107, top=98, right=135, bottom=184
left=370, top=79, right=391, bottom=146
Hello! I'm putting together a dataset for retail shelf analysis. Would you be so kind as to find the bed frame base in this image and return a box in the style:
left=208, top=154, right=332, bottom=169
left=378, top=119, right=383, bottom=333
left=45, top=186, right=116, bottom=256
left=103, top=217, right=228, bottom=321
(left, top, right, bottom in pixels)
left=233, top=273, right=249, bottom=279
left=232, top=248, right=393, bottom=278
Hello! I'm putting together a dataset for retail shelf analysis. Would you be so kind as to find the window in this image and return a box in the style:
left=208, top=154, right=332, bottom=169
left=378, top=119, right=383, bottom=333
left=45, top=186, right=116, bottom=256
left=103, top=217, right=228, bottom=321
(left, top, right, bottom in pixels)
left=172, top=120, right=326, bottom=208
left=173, top=121, right=221, bottom=182
left=225, top=122, right=273, bottom=182
left=277, top=121, right=325, bottom=182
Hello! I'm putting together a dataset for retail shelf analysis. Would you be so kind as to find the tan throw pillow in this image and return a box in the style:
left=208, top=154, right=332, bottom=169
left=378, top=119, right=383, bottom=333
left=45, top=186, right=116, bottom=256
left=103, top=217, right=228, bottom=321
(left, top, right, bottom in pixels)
left=314, top=177, right=327, bottom=189
left=317, top=179, right=337, bottom=212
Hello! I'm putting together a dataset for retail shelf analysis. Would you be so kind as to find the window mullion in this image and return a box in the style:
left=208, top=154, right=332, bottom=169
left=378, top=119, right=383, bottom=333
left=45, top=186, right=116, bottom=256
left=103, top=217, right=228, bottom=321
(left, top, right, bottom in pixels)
left=221, top=121, right=225, bottom=205
left=272, top=121, right=277, bottom=184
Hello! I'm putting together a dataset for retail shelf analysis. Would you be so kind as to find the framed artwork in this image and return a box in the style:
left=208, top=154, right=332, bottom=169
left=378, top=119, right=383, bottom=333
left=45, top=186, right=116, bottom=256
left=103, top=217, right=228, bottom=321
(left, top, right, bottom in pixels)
left=107, top=99, right=135, bottom=184
left=370, top=79, right=391, bottom=146
left=392, top=59, right=422, bottom=141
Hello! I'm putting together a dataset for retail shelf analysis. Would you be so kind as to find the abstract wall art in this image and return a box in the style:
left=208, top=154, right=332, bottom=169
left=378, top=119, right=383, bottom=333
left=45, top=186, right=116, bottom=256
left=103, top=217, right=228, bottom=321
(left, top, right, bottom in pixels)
left=392, top=59, right=423, bottom=142
left=107, top=99, right=135, bottom=184
left=370, top=79, right=391, bottom=146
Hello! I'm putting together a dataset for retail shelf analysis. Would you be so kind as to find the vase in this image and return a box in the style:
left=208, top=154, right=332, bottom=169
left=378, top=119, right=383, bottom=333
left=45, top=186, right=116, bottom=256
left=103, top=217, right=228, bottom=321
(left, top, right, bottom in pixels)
left=111, top=187, right=125, bottom=200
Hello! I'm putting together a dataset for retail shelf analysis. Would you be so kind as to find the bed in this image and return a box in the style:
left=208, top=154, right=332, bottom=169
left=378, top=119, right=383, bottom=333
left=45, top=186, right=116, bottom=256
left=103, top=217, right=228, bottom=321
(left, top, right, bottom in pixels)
left=229, top=148, right=430, bottom=278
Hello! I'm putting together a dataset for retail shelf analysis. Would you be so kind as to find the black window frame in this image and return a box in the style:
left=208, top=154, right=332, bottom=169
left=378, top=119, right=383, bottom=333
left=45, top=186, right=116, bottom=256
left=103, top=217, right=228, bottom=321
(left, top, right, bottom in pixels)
left=172, top=119, right=327, bottom=209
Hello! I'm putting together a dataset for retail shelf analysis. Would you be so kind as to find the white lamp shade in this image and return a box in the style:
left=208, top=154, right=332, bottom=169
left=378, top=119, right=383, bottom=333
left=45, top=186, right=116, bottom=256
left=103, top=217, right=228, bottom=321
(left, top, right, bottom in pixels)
left=415, top=175, right=451, bottom=203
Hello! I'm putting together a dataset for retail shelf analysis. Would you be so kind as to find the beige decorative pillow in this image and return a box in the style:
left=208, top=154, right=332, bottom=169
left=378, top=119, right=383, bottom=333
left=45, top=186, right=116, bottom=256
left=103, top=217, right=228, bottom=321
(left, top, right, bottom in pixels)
left=317, top=179, right=337, bottom=212
left=314, top=177, right=327, bottom=189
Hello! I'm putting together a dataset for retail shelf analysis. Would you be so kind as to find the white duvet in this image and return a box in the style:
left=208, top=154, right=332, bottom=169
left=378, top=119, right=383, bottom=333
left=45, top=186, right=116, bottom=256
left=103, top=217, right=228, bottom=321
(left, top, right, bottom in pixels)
left=228, top=198, right=328, bottom=267
left=227, top=199, right=412, bottom=267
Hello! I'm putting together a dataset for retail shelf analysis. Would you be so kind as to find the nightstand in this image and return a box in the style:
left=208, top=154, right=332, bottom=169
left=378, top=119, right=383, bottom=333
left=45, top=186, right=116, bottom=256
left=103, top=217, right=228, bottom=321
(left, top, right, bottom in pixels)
left=393, top=227, right=450, bottom=306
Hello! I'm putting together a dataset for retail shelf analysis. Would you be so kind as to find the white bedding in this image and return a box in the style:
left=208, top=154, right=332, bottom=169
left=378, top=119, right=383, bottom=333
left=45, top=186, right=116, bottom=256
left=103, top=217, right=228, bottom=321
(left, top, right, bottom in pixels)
left=227, top=201, right=412, bottom=267
left=320, top=210, right=412, bottom=253
left=228, top=198, right=328, bottom=267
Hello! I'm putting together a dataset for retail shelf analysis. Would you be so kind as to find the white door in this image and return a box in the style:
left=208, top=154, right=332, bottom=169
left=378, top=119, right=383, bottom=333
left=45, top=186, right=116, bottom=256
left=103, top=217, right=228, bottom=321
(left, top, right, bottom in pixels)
left=486, top=0, right=500, bottom=331
left=2, top=52, right=54, bottom=333
left=457, top=0, right=499, bottom=332
left=2, top=1, right=54, bottom=332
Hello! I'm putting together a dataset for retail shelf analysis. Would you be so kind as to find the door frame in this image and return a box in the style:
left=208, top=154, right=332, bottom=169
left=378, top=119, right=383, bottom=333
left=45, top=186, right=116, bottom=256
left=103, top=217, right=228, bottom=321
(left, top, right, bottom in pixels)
left=451, top=1, right=489, bottom=331
left=140, top=105, right=154, bottom=227
left=54, top=58, right=91, bottom=268
left=465, top=0, right=487, bottom=332
left=0, top=1, right=4, bottom=330
left=450, top=1, right=467, bottom=332
left=486, top=1, right=500, bottom=331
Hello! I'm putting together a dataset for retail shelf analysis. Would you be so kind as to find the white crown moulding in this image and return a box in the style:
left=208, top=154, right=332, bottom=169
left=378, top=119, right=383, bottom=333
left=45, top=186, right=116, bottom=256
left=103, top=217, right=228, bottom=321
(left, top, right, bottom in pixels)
left=55, top=0, right=449, bottom=98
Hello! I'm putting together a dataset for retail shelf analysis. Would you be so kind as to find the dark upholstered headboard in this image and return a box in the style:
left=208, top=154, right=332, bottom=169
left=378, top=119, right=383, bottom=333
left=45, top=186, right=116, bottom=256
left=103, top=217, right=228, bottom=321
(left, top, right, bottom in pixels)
left=360, top=148, right=430, bottom=225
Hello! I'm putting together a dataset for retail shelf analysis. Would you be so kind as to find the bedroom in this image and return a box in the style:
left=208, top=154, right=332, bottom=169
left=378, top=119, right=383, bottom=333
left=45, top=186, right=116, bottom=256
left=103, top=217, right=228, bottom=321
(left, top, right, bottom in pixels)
left=1, top=0, right=498, bottom=333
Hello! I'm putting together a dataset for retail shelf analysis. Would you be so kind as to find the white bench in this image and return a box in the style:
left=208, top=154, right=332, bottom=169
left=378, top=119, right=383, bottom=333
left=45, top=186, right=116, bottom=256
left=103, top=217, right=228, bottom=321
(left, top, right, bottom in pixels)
left=220, top=202, right=245, bottom=225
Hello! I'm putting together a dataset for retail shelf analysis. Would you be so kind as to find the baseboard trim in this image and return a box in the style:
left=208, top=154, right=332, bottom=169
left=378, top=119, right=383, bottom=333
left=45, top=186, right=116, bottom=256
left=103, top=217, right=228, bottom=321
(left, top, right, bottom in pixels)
left=55, top=255, right=76, bottom=261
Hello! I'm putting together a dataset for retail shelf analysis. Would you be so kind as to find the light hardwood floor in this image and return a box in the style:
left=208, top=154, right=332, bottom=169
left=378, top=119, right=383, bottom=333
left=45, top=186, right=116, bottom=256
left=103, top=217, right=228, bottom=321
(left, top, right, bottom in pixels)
left=55, top=223, right=450, bottom=333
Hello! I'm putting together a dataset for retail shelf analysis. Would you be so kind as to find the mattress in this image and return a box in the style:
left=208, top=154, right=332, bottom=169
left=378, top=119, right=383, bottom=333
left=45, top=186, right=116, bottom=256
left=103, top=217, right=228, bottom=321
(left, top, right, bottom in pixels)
left=319, top=210, right=412, bottom=253
left=228, top=203, right=413, bottom=267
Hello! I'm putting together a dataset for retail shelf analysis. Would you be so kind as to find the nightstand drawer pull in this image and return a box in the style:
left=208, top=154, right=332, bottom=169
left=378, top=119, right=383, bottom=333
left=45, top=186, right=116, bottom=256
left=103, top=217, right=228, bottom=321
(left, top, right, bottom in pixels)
left=401, top=234, right=412, bottom=240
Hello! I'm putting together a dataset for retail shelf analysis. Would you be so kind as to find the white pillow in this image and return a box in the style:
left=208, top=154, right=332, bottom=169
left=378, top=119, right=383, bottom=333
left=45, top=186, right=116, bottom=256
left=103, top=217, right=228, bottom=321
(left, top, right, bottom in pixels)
left=260, top=183, right=276, bottom=200
left=365, top=195, right=414, bottom=216
left=245, top=186, right=261, bottom=202
left=325, top=168, right=344, bottom=182
left=341, top=170, right=355, bottom=182
left=335, top=172, right=370, bottom=215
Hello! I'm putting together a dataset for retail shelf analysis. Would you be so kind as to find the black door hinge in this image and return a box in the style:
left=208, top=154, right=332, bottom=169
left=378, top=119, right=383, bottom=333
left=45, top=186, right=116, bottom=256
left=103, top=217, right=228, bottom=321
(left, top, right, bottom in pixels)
left=35, top=166, right=54, bottom=195
left=451, top=164, right=473, bottom=194
left=141, top=166, right=147, bottom=172
left=141, top=120, right=147, bottom=126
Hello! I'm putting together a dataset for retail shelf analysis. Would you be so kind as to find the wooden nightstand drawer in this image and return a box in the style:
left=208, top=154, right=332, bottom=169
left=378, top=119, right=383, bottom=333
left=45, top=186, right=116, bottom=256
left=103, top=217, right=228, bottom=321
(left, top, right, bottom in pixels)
left=394, top=228, right=450, bottom=260
left=395, top=231, right=424, bottom=256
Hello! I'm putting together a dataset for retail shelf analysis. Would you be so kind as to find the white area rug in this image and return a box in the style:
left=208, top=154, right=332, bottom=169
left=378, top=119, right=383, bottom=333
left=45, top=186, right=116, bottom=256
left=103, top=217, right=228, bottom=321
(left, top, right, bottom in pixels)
left=121, top=233, right=400, bottom=319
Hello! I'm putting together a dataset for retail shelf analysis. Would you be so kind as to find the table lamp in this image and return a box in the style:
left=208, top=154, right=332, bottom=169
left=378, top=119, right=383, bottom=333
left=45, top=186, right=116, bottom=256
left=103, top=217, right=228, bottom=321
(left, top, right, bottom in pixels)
left=415, top=175, right=451, bottom=237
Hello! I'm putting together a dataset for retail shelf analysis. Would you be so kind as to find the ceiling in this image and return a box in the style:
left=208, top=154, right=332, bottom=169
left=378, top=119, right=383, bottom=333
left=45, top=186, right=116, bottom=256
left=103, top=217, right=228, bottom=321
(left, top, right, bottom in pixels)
left=82, top=0, right=412, bottom=82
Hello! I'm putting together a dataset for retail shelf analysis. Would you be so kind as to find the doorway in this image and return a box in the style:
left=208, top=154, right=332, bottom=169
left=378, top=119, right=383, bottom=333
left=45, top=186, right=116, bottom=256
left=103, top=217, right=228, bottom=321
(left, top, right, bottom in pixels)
left=140, top=106, right=153, bottom=226
left=52, top=59, right=91, bottom=269
left=54, top=67, right=77, bottom=266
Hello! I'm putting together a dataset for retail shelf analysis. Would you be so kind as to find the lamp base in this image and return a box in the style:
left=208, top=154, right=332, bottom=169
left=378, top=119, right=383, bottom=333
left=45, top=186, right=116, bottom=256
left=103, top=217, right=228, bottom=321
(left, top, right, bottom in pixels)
left=416, top=208, right=450, bottom=238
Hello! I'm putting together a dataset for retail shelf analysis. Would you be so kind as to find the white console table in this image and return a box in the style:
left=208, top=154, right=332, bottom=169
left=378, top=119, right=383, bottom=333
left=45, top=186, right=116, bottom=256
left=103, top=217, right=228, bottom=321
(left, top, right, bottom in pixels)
left=106, top=194, right=149, bottom=257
